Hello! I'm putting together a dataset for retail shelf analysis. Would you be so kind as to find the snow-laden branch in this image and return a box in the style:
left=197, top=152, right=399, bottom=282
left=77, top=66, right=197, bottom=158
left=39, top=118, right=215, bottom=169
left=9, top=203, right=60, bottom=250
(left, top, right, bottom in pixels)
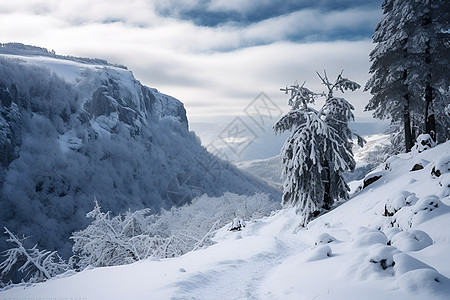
left=0, top=227, right=69, bottom=284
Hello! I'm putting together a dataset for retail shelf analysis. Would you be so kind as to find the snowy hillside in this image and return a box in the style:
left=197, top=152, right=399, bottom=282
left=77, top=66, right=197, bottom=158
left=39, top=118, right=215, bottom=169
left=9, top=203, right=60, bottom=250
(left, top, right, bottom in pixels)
left=0, top=44, right=281, bottom=259
left=236, top=156, right=282, bottom=188
left=2, top=140, right=449, bottom=299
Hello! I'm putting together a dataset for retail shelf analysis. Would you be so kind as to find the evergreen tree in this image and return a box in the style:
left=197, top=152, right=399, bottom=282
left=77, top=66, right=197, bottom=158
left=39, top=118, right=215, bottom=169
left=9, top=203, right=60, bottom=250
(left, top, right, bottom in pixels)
left=365, top=0, right=450, bottom=152
left=406, top=0, right=450, bottom=144
left=274, top=72, right=363, bottom=226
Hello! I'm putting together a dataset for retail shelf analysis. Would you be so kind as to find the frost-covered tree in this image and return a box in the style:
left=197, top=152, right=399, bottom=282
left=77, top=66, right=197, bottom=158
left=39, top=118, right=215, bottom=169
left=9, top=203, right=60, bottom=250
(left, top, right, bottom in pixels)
left=0, top=227, right=69, bottom=285
left=70, top=200, right=162, bottom=269
left=274, top=72, right=363, bottom=226
left=365, top=0, right=450, bottom=152
left=71, top=194, right=278, bottom=270
left=406, top=0, right=450, bottom=144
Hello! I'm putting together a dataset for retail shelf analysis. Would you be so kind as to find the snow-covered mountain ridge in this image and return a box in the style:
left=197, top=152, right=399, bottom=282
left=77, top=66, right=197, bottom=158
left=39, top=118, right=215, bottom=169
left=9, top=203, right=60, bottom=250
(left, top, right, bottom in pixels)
left=2, top=139, right=448, bottom=299
left=0, top=44, right=281, bottom=259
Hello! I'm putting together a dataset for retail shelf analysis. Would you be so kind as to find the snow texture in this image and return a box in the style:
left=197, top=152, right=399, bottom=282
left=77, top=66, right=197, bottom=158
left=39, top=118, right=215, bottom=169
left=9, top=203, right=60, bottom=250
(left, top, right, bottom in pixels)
left=2, top=139, right=449, bottom=299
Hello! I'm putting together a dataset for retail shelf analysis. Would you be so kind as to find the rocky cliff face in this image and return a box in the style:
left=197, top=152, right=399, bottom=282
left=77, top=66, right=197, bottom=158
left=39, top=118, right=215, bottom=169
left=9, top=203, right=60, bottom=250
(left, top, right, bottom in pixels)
left=0, top=47, right=280, bottom=258
left=82, top=67, right=187, bottom=130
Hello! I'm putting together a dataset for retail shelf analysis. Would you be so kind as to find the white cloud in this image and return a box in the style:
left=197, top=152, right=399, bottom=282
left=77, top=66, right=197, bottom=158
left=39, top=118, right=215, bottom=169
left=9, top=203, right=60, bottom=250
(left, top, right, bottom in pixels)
left=0, top=0, right=378, bottom=123
left=207, top=0, right=274, bottom=13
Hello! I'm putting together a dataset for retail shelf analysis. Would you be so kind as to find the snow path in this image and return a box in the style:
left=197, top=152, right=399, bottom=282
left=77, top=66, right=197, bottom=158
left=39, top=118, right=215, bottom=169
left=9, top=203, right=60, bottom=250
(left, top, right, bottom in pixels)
left=173, top=238, right=306, bottom=299
left=172, top=211, right=308, bottom=299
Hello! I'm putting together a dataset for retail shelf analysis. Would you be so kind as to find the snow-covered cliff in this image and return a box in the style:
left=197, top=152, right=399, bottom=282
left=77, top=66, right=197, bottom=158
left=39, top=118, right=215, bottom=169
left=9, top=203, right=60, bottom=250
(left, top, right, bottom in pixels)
left=0, top=44, right=281, bottom=258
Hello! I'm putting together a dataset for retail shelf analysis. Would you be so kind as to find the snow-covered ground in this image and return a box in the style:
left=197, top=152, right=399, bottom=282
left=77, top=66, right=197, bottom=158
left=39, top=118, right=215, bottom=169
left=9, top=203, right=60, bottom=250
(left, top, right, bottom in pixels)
left=2, top=140, right=449, bottom=299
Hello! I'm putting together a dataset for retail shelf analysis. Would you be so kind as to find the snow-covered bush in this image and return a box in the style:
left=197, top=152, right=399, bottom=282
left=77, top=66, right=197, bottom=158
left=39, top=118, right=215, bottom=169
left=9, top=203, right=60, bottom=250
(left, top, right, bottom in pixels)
left=71, top=193, right=279, bottom=269
left=346, top=244, right=397, bottom=280
left=314, top=233, right=336, bottom=246
left=390, top=230, right=433, bottom=252
left=383, top=194, right=450, bottom=231
left=352, top=227, right=388, bottom=248
left=71, top=201, right=163, bottom=269
left=0, top=228, right=70, bottom=285
left=228, top=218, right=246, bottom=231
left=305, top=245, right=332, bottom=262
left=413, top=134, right=436, bottom=153
left=383, top=191, right=418, bottom=217
left=431, top=154, right=450, bottom=177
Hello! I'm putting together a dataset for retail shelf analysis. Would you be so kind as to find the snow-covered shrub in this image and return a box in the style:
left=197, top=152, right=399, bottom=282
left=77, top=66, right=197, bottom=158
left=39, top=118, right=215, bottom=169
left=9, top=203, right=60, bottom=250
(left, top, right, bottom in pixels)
left=383, top=191, right=418, bottom=217
left=150, top=192, right=279, bottom=252
left=431, top=154, right=450, bottom=177
left=352, top=227, right=388, bottom=248
left=390, top=230, right=433, bottom=252
left=0, top=227, right=70, bottom=285
left=439, top=174, right=450, bottom=198
left=72, top=193, right=279, bottom=269
left=347, top=244, right=397, bottom=280
left=71, top=201, right=163, bottom=269
left=228, top=218, right=246, bottom=231
left=314, top=233, right=336, bottom=246
left=413, top=134, right=436, bottom=153
left=395, top=268, right=450, bottom=296
left=305, top=245, right=332, bottom=262
left=386, top=195, right=450, bottom=230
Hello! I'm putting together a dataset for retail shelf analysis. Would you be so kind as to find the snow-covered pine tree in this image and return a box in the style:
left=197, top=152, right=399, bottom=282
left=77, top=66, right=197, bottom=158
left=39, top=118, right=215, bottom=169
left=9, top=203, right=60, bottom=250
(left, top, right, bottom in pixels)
left=365, top=0, right=450, bottom=152
left=274, top=72, right=363, bottom=226
left=365, top=0, right=418, bottom=152
left=0, top=227, right=70, bottom=285
left=405, top=0, right=450, bottom=144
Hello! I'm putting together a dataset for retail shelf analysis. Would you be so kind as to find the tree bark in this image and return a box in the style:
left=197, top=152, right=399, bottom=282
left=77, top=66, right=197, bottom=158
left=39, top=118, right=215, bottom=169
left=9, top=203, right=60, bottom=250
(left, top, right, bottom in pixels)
left=425, top=83, right=436, bottom=140
left=404, top=94, right=413, bottom=152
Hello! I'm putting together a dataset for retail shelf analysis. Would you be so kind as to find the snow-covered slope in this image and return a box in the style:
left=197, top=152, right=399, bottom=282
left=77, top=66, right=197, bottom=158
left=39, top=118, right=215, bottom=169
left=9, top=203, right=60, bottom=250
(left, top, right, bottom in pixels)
left=2, top=140, right=448, bottom=299
left=0, top=44, right=281, bottom=259
left=236, top=156, right=282, bottom=188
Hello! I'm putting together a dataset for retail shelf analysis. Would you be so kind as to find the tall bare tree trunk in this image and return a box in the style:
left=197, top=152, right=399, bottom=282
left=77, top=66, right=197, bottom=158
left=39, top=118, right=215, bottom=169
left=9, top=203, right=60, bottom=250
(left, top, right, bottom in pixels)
left=404, top=94, right=413, bottom=152
left=425, top=83, right=436, bottom=141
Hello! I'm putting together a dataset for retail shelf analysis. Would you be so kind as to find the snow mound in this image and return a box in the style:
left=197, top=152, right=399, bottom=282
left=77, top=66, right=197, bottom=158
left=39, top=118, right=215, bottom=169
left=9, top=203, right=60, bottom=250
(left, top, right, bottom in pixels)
left=413, top=133, right=436, bottom=153
left=305, top=244, right=332, bottom=261
left=352, top=227, right=388, bottom=248
left=314, top=233, right=337, bottom=246
left=396, top=268, right=450, bottom=297
left=347, top=244, right=397, bottom=280
left=390, top=230, right=433, bottom=252
left=431, top=154, right=450, bottom=177
left=384, top=190, right=418, bottom=216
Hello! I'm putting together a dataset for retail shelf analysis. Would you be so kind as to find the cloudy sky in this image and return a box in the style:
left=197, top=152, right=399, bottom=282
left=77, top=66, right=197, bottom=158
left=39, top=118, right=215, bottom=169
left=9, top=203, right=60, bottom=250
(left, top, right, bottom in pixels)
left=0, top=0, right=385, bottom=159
